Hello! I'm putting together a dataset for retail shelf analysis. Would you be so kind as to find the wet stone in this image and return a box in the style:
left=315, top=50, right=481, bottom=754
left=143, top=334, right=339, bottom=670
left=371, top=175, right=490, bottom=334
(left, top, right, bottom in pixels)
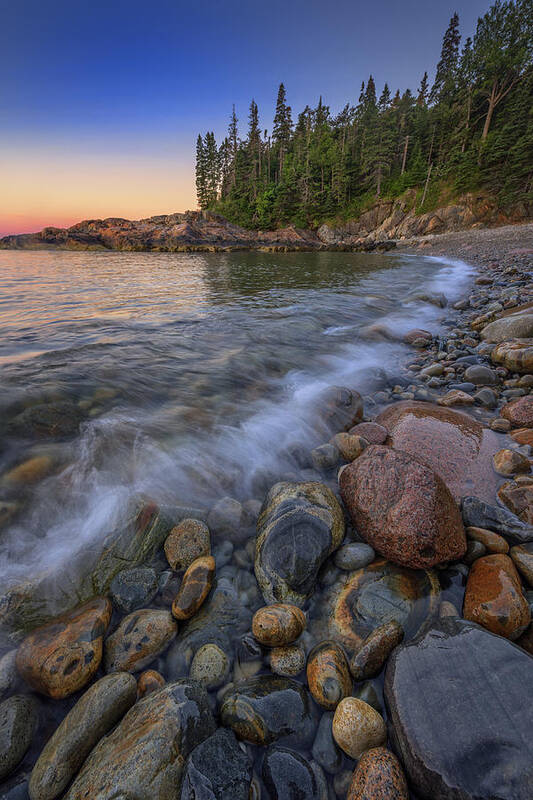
left=109, top=567, right=158, bottom=613
left=137, top=669, right=165, bottom=698
left=330, top=433, right=368, bottom=462
left=463, top=364, right=497, bottom=385
left=105, top=609, right=177, bottom=673
left=349, top=620, right=404, bottom=681
left=63, top=680, right=215, bottom=800
left=333, top=543, right=375, bottom=571
left=347, top=747, right=408, bottom=800
left=385, top=617, right=533, bottom=800
left=332, top=697, right=386, bottom=760
left=0, top=696, right=38, bottom=782
left=172, top=555, right=215, bottom=621
left=0, top=651, right=18, bottom=699
left=498, top=480, right=533, bottom=523
left=220, top=675, right=315, bottom=747
left=262, top=746, right=320, bottom=800
left=255, top=482, right=345, bottom=606
left=466, top=526, right=509, bottom=553
left=501, top=395, right=533, bottom=428
left=207, top=497, right=244, bottom=538
left=306, top=641, right=352, bottom=710
left=252, top=604, right=306, bottom=647
left=180, top=728, right=252, bottom=800
left=311, top=443, right=340, bottom=472
left=29, top=672, right=137, bottom=800
left=316, top=386, right=364, bottom=433
left=464, top=539, right=486, bottom=564
left=312, top=711, right=343, bottom=775
left=189, top=642, right=230, bottom=689
left=270, top=644, right=306, bottom=676
left=348, top=422, right=387, bottom=444
left=164, top=518, right=210, bottom=571
left=510, top=543, right=533, bottom=586
left=492, top=448, right=531, bottom=477
left=8, top=402, right=83, bottom=439
left=461, top=496, right=533, bottom=546
left=16, top=597, right=112, bottom=699
left=463, top=554, right=530, bottom=640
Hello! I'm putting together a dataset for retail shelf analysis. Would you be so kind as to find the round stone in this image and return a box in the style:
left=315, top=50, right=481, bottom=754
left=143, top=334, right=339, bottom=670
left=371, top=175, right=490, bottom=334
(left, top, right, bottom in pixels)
left=463, top=554, right=530, bottom=640
left=252, top=604, right=306, bottom=647
left=270, top=644, right=306, bottom=677
left=110, top=567, right=158, bottom=613
left=349, top=620, right=404, bottom=681
left=0, top=695, right=38, bottom=782
left=189, top=643, right=230, bottom=689
left=105, top=609, right=177, bottom=673
left=332, top=697, right=386, bottom=759
left=306, top=641, right=352, bottom=710
left=164, top=519, right=210, bottom=571
left=262, top=746, right=320, bottom=800
left=172, top=555, right=215, bottom=621
left=333, top=543, right=375, bottom=571
left=330, top=433, right=368, bottom=462
left=347, top=747, right=408, bottom=800
left=137, top=670, right=165, bottom=698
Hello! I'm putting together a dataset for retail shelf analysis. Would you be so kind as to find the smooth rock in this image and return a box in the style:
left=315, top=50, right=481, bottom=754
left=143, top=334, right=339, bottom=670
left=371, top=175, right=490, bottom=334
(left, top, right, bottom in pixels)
left=255, top=482, right=344, bottom=606
left=349, top=620, right=403, bottom=681
left=466, top=526, right=509, bottom=553
left=385, top=617, right=533, bottom=800
left=0, top=651, right=18, bottom=699
left=463, top=554, right=530, bottom=639
left=347, top=747, right=408, bottom=800
left=8, top=402, right=83, bottom=439
left=461, top=496, right=533, bottom=545
left=262, top=747, right=320, bottom=800
left=180, top=728, right=252, bottom=800
left=316, top=386, right=363, bottom=432
left=510, top=543, right=533, bottom=586
left=270, top=644, right=306, bottom=676
left=0, top=696, right=38, bottom=782
left=312, top=712, right=342, bottom=775
left=348, top=422, right=387, bottom=444
left=105, top=609, right=177, bottom=673
left=164, top=519, right=210, bottom=571
left=29, top=673, right=137, bottom=800
left=220, top=676, right=314, bottom=746
left=311, top=444, right=340, bottom=472
left=16, top=597, right=112, bottom=699
left=493, top=448, right=530, bottom=476
left=63, top=680, right=215, bottom=800
left=375, top=401, right=500, bottom=502
left=189, top=643, right=229, bottom=689
left=137, top=669, right=165, bottom=698
left=332, top=698, right=386, bottom=760
left=511, top=427, right=533, bottom=446
left=252, top=604, right=306, bottom=647
left=501, top=395, right=533, bottom=428
left=481, top=311, right=533, bottom=342
left=333, top=543, right=375, bottom=571
left=306, top=641, right=352, bottom=710
left=492, top=340, right=533, bottom=374
left=498, top=480, right=533, bottom=523
left=172, top=555, right=215, bottom=621
left=339, top=445, right=466, bottom=569
left=2, top=456, right=53, bottom=487
left=109, top=567, right=158, bottom=613
left=207, top=497, right=244, bottom=537
left=331, top=433, right=367, bottom=461
left=437, top=389, right=475, bottom=406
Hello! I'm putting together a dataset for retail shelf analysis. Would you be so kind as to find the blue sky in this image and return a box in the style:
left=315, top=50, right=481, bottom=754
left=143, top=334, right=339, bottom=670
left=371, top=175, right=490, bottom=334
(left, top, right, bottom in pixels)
left=0, top=0, right=491, bottom=233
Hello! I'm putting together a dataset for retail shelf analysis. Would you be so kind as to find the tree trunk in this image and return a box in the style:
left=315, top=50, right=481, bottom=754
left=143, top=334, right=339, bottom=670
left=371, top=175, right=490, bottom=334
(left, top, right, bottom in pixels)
left=420, top=163, right=433, bottom=208
left=482, top=81, right=498, bottom=140
left=401, top=135, right=409, bottom=174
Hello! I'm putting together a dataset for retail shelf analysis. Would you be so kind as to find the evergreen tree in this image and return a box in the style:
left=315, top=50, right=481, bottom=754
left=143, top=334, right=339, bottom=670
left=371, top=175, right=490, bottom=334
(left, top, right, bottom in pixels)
left=431, top=12, right=461, bottom=103
left=195, top=134, right=208, bottom=209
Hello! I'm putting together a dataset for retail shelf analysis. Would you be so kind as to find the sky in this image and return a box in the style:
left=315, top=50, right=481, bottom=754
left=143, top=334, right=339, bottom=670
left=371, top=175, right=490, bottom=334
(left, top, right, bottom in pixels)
left=0, top=0, right=491, bottom=236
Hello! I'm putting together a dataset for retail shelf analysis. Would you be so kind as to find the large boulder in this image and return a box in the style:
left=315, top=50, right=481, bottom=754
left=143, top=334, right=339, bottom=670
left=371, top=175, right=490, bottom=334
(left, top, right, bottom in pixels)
left=339, top=446, right=466, bottom=569
left=375, top=402, right=500, bottom=502
left=385, top=618, right=533, bottom=800
left=481, top=311, right=533, bottom=342
left=63, top=681, right=216, bottom=800
left=491, top=340, right=533, bottom=374
left=463, top=554, right=530, bottom=640
left=255, top=482, right=345, bottom=605
left=180, top=728, right=252, bottom=800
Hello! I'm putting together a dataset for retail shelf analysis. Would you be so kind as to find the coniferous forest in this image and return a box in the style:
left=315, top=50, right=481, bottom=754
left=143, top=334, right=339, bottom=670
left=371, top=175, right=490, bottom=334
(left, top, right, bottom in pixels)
left=195, top=0, right=533, bottom=229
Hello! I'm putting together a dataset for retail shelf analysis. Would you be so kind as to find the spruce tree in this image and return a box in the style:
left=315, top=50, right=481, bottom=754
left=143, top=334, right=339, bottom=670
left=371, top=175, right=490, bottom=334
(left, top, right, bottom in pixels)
left=195, top=134, right=208, bottom=209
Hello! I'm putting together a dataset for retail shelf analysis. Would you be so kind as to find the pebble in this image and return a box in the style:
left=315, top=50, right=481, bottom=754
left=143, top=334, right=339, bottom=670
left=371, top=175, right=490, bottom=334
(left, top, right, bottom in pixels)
left=501, top=395, right=533, bottom=428
left=347, top=747, right=408, bottom=800
left=348, top=422, right=388, bottom=444
left=439, top=600, right=459, bottom=617
left=109, top=567, right=158, bottom=613
left=262, top=746, right=320, bottom=800
left=137, top=669, right=165, bottom=698
left=333, top=542, right=375, bottom=571
left=466, top=526, right=509, bottom=554
left=463, top=554, right=530, bottom=639
left=189, top=643, right=230, bottom=688
left=164, top=518, right=210, bottom=571
left=464, top=364, right=497, bottom=385
left=473, top=387, right=498, bottom=408
left=311, top=443, right=340, bottom=471
left=490, top=417, right=511, bottom=432
left=180, top=728, right=252, bottom=800
left=437, top=389, right=475, bottom=406
left=172, top=555, right=215, bottom=620
left=307, top=641, right=352, bottom=710
left=510, top=543, right=533, bottom=586
left=312, top=712, right=343, bottom=775
left=0, top=696, right=38, bottom=782
left=2, top=456, right=53, bottom=486
left=0, top=651, right=18, bottom=699
left=105, top=609, right=177, bottom=673
left=463, top=539, right=486, bottom=564
left=252, top=604, right=306, bottom=647
left=492, top=448, right=531, bottom=476
left=332, top=697, right=386, bottom=759
left=349, top=620, right=404, bottom=681
left=207, top=496, right=244, bottom=538
left=270, top=644, right=306, bottom=676
left=330, top=433, right=368, bottom=461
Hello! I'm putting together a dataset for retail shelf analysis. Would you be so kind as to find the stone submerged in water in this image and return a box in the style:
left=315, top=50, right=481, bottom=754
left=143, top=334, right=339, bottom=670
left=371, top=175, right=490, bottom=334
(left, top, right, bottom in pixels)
left=0, top=695, right=38, bottom=782
left=347, top=747, right=408, bottom=800
left=63, top=680, right=215, bottom=800
left=385, top=617, right=533, bottom=800
left=220, top=675, right=315, bottom=747
left=316, top=386, right=364, bottom=433
left=463, top=554, right=530, bottom=639
left=109, top=566, right=158, bottom=613
left=252, top=604, right=306, bottom=647
left=375, top=401, right=500, bottom=503
left=461, top=496, right=533, bottom=545
left=349, top=620, right=404, bottom=681
left=7, top=402, right=83, bottom=439
left=323, top=559, right=440, bottom=655
left=29, top=672, right=137, bottom=800
left=180, top=728, right=252, bottom=800
left=270, top=644, right=306, bottom=676
left=262, top=746, right=320, bottom=800
left=164, top=518, right=210, bottom=571
left=332, top=697, right=386, bottom=760
left=501, top=395, right=533, bottom=428
left=492, top=448, right=531, bottom=476
left=16, top=597, right=112, bottom=699
left=333, top=543, right=375, bottom=571
left=339, top=445, right=466, bottom=569
left=306, top=640, right=352, bottom=710
left=171, top=555, right=215, bottom=620
left=255, top=482, right=344, bottom=606
left=105, top=609, right=177, bottom=673
left=189, top=642, right=230, bottom=688
left=312, top=711, right=342, bottom=775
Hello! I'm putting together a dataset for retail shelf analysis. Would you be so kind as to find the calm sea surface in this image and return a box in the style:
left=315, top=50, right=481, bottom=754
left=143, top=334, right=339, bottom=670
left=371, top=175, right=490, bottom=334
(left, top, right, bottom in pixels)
left=0, top=249, right=473, bottom=588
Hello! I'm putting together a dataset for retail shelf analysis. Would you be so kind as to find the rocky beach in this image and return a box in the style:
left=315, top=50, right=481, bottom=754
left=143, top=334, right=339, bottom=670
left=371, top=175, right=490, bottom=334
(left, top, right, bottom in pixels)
left=0, top=222, right=532, bottom=800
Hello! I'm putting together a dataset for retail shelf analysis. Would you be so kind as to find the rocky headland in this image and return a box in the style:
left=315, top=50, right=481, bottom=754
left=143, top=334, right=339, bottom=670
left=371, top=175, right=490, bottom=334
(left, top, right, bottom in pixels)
left=0, top=224, right=532, bottom=799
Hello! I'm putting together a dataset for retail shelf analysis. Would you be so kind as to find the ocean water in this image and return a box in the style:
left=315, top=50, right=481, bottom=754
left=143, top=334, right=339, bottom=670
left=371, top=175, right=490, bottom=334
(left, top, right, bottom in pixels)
left=0, top=249, right=474, bottom=593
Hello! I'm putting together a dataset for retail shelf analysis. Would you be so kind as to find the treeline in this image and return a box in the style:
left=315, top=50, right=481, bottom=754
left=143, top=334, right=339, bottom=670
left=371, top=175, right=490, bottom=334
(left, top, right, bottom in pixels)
left=195, top=0, right=533, bottom=229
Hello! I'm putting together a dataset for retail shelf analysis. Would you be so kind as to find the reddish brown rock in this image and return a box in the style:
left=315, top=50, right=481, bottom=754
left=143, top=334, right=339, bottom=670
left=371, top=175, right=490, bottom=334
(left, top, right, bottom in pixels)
left=16, top=597, right=112, bottom=699
left=171, top=555, right=215, bottom=621
left=339, top=445, right=466, bottom=569
left=511, top=428, right=533, bottom=446
left=375, top=401, right=500, bottom=502
left=404, top=329, right=432, bottom=346
left=463, top=554, right=531, bottom=640
left=137, top=669, right=165, bottom=698
left=498, top=480, right=533, bottom=523
left=347, top=747, right=409, bottom=800
left=348, top=422, right=388, bottom=444
left=516, top=623, right=533, bottom=655
left=501, top=395, right=533, bottom=428
left=466, top=526, right=509, bottom=554
left=492, top=448, right=531, bottom=476
left=437, top=390, right=475, bottom=407
left=306, top=641, right=352, bottom=710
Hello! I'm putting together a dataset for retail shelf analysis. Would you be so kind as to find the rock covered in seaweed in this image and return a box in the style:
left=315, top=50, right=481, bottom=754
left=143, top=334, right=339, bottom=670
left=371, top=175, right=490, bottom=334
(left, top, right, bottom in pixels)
left=255, top=482, right=344, bottom=606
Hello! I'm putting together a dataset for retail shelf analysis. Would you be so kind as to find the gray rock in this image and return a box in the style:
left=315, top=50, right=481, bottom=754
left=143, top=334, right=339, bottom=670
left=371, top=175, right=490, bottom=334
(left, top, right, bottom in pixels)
left=311, top=444, right=340, bottom=472
left=473, top=387, right=498, bottom=408
left=481, top=312, right=533, bottom=343
left=180, top=728, right=252, bottom=800
left=29, top=673, right=137, bottom=800
left=385, top=618, right=533, bottom=800
left=0, top=696, right=38, bottom=782
left=0, top=652, right=18, bottom=699
left=207, top=497, right=244, bottom=538
left=463, top=365, right=497, bottom=385
left=262, top=747, right=320, bottom=800
left=109, top=567, right=158, bottom=613
left=462, top=496, right=533, bottom=545
left=333, top=543, right=375, bottom=571
left=189, top=643, right=230, bottom=689
left=105, top=609, right=177, bottom=673
left=63, top=681, right=216, bottom=800
left=312, top=712, right=343, bottom=775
